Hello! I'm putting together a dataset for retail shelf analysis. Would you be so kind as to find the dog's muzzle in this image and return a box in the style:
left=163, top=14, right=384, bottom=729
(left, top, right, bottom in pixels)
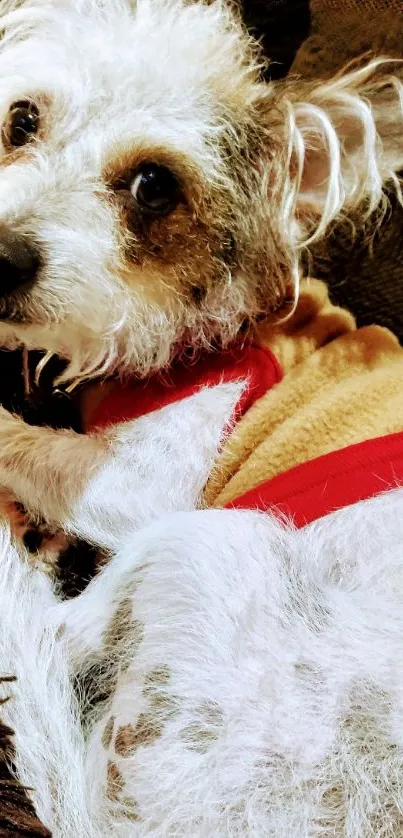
left=0, top=224, right=39, bottom=299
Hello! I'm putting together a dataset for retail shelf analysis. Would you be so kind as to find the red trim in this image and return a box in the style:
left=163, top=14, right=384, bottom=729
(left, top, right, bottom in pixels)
left=88, top=343, right=403, bottom=526
left=89, top=343, right=282, bottom=431
left=226, top=431, right=403, bottom=526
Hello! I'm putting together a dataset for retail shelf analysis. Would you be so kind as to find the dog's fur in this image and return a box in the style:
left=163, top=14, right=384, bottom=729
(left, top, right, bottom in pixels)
left=0, top=0, right=399, bottom=532
left=1, top=385, right=403, bottom=836
left=0, top=0, right=401, bottom=835
left=0, top=0, right=401, bottom=384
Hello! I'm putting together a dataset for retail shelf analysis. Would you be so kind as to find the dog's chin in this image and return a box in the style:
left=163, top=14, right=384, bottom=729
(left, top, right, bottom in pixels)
left=0, top=304, right=54, bottom=358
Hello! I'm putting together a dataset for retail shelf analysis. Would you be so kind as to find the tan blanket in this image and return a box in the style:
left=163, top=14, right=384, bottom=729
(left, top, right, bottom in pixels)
left=205, top=280, right=403, bottom=508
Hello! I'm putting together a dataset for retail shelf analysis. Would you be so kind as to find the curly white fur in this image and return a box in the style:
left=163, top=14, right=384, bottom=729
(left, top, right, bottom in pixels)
left=0, top=2, right=401, bottom=836
left=0, top=0, right=399, bottom=381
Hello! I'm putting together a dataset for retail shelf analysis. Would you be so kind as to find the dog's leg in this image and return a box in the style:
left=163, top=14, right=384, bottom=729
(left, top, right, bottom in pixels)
left=0, top=407, right=153, bottom=554
left=0, top=383, right=241, bottom=552
left=0, top=406, right=109, bottom=533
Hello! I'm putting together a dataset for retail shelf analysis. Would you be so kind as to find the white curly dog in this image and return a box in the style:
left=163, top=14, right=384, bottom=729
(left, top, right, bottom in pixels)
left=0, top=0, right=401, bottom=835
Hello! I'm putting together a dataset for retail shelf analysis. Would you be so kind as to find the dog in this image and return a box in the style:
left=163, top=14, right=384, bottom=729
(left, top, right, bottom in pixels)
left=0, top=0, right=401, bottom=835
left=0, top=0, right=399, bottom=544
left=1, top=383, right=403, bottom=836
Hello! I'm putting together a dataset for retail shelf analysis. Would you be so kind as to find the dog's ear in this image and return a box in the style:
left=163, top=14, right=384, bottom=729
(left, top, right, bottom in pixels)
left=261, top=59, right=403, bottom=255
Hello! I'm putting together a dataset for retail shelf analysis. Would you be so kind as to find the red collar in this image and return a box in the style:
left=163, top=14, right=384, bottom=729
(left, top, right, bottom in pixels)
left=88, top=342, right=282, bottom=431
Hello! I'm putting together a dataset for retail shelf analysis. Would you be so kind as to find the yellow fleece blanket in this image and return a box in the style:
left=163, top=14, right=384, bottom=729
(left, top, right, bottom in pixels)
left=204, top=279, right=403, bottom=508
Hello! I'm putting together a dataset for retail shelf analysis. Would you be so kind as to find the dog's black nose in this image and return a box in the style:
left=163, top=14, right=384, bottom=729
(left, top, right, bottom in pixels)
left=0, top=225, right=39, bottom=296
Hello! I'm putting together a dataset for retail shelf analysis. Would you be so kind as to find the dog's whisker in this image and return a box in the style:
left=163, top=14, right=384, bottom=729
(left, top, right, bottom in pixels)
left=34, top=350, right=54, bottom=388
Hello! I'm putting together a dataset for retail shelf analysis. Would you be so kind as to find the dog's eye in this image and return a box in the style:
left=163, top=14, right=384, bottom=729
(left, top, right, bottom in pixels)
left=130, top=164, right=179, bottom=214
left=4, top=101, right=39, bottom=148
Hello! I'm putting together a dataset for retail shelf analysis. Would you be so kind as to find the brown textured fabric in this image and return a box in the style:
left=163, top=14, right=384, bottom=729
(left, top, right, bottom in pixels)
left=312, top=0, right=400, bottom=9
left=289, top=0, right=403, bottom=342
left=204, top=280, right=403, bottom=508
left=293, top=0, right=403, bottom=80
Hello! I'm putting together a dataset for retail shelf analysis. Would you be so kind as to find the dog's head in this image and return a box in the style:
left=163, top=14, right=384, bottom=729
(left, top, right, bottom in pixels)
left=0, top=0, right=400, bottom=384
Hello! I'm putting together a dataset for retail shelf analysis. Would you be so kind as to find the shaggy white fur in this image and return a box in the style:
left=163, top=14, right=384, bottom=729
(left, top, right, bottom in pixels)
left=1, top=384, right=403, bottom=836
left=0, top=1, right=401, bottom=835
left=0, top=528, right=98, bottom=835
left=0, top=0, right=400, bottom=381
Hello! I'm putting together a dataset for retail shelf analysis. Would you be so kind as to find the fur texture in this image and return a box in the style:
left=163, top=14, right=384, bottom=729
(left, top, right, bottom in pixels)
left=0, top=528, right=97, bottom=835
left=1, top=385, right=403, bottom=835
left=0, top=0, right=399, bottom=383
left=0, top=0, right=399, bottom=576
left=0, top=1, right=401, bottom=835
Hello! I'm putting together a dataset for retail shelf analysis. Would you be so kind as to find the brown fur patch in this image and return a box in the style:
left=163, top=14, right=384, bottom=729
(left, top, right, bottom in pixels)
left=76, top=594, right=144, bottom=722
left=0, top=410, right=109, bottom=535
left=103, top=598, right=144, bottom=658
left=371, top=802, right=403, bottom=833
left=119, top=795, right=142, bottom=822
left=115, top=714, right=162, bottom=757
left=0, top=498, right=30, bottom=540
left=102, top=716, right=115, bottom=750
left=316, top=682, right=399, bottom=832
left=143, top=666, right=171, bottom=690
left=181, top=700, right=224, bottom=754
left=106, top=760, right=124, bottom=802
left=143, top=665, right=181, bottom=721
